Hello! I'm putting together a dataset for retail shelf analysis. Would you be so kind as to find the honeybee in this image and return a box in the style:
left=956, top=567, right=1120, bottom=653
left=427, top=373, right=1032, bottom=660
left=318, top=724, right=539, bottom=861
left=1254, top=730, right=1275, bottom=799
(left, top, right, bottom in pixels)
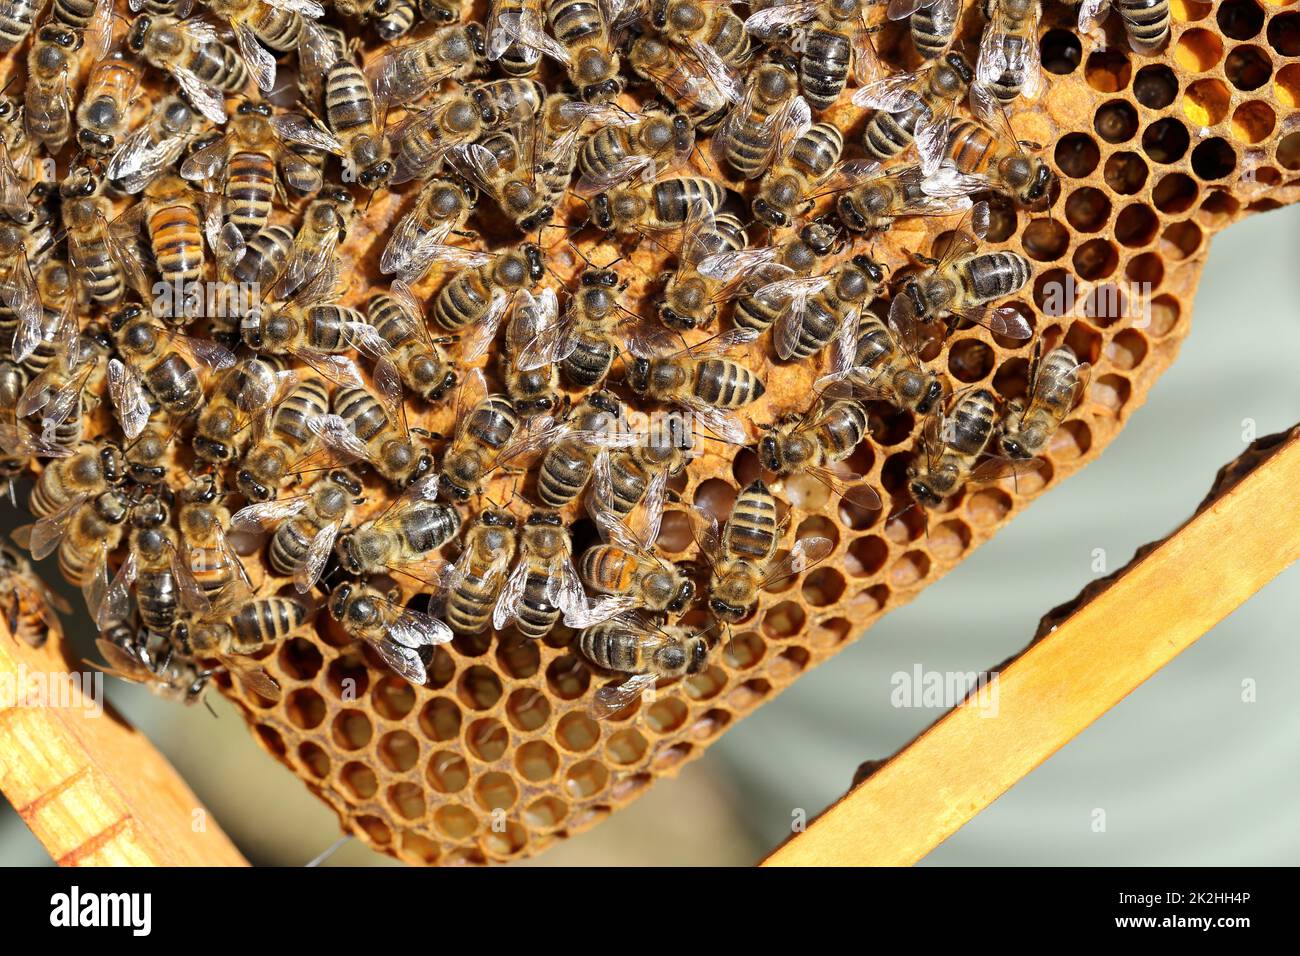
left=890, top=0, right=962, bottom=61
left=174, top=474, right=253, bottom=609
left=113, top=174, right=210, bottom=320
left=236, top=376, right=330, bottom=501
left=998, top=343, right=1091, bottom=460
left=171, top=594, right=304, bottom=696
left=590, top=176, right=727, bottom=236
left=922, top=90, right=1054, bottom=208
left=581, top=483, right=695, bottom=618
left=694, top=477, right=833, bottom=622
left=852, top=52, right=972, bottom=165
left=127, top=15, right=252, bottom=124
left=538, top=0, right=624, bottom=102
left=107, top=95, right=201, bottom=195
left=763, top=252, right=888, bottom=362
left=61, top=167, right=149, bottom=309
left=536, top=390, right=631, bottom=507
left=76, top=53, right=142, bottom=158
left=233, top=468, right=363, bottom=592
left=627, top=34, right=735, bottom=135
left=192, top=356, right=288, bottom=465
left=835, top=162, right=974, bottom=233
left=444, top=507, right=518, bottom=634
left=368, top=281, right=457, bottom=405
left=106, top=303, right=237, bottom=438
left=578, top=612, right=714, bottom=718
left=537, top=94, right=618, bottom=207
left=485, top=0, right=547, bottom=77
left=388, top=91, right=495, bottom=185
left=332, top=0, right=418, bottom=39
left=95, top=496, right=185, bottom=634
left=227, top=223, right=295, bottom=307
left=435, top=367, right=531, bottom=501
left=319, top=47, right=393, bottom=190
left=0, top=540, right=70, bottom=648
left=589, top=421, right=693, bottom=519
left=94, top=621, right=213, bottom=705
left=718, top=57, right=811, bottom=180
left=328, top=580, right=452, bottom=684
left=204, top=0, right=326, bottom=93
left=0, top=215, right=42, bottom=363
left=21, top=481, right=131, bottom=589
left=752, top=122, right=864, bottom=229
left=416, top=0, right=464, bottom=25
left=370, top=22, right=486, bottom=104
left=336, top=474, right=460, bottom=586
left=381, top=178, right=473, bottom=284
left=628, top=329, right=765, bottom=445
left=269, top=187, right=354, bottom=300
left=745, top=0, right=881, bottom=112
left=501, top=287, right=561, bottom=416
left=0, top=0, right=43, bottom=54
left=888, top=201, right=1033, bottom=340
left=447, top=131, right=554, bottom=233
left=312, top=381, right=436, bottom=489
left=757, top=398, right=882, bottom=508
left=649, top=0, right=755, bottom=71
left=17, top=311, right=112, bottom=448
left=120, top=394, right=174, bottom=486
left=659, top=206, right=748, bottom=332
left=1078, top=0, right=1169, bottom=56
left=25, top=23, right=85, bottom=152
left=974, top=0, right=1041, bottom=106
left=27, top=439, right=124, bottom=518
left=428, top=242, right=544, bottom=347
left=494, top=510, right=604, bottom=639
left=575, top=106, right=694, bottom=195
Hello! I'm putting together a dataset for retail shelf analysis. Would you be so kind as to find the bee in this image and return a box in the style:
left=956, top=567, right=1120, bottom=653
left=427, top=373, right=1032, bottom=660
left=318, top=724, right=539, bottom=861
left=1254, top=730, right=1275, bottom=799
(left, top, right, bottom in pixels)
left=0, top=0, right=43, bottom=54
left=61, top=167, right=148, bottom=310
left=650, top=0, right=755, bottom=71
left=25, top=23, right=85, bottom=152
left=127, top=15, right=252, bottom=124
left=852, top=52, right=972, bottom=164
left=106, top=303, right=237, bottom=438
left=21, top=482, right=131, bottom=589
left=107, top=95, right=201, bottom=195
left=101, top=496, right=185, bottom=635
left=922, top=89, right=1055, bottom=208
left=445, top=507, right=518, bottom=635
left=417, top=0, right=463, bottom=24
left=447, top=130, right=554, bottom=233
left=718, top=57, right=810, bottom=181
left=590, top=176, right=727, bottom=236
left=1078, top=0, right=1169, bottom=56
left=539, top=0, right=624, bottom=103
left=328, top=580, right=451, bottom=684
left=694, top=478, right=833, bottom=622
left=428, top=242, right=544, bottom=346
left=76, top=53, right=143, bottom=158
left=494, top=510, right=602, bottom=640
left=435, top=367, right=526, bottom=501
left=233, top=468, right=363, bottom=592
left=368, top=282, right=458, bottom=405
left=501, top=287, right=561, bottom=416
left=888, top=201, right=1034, bottom=340
left=94, top=622, right=213, bottom=705
left=753, top=121, right=848, bottom=228
left=380, top=177, right=472, bottom=283
left=0, top=540, right=70, bottom=648
left=236, top=376, right=330, bottom=502
left=171, top=593, right=304, bottom=695
left=627, top=34, right=735, bottom=135
left=473, top=76, right=547, bottom=128
left=757, top=398, right=882, bottom=509
left=628, top=329, right=766, bottom=445
left=578, top=613, right=713, bottom=718
left=204, top=0, right=326, bottom=93
left=336, top=474, right=460, bottom=585
left=485, top=0, right=547, bottom=77
left=229, top=223, right=295, bottom=291
left=320, top=49, right=393, bottom=190
left=27, top=440, right=124, bottom=518
left=763, top=252, right=888, bottom=363
left=174, top=474, right=252, bottom=608
left=388, top=91, right=496, bottom=185
left=269, top=187, right=354, bottom=299
left=192, top=356, right=288, bottom=465
left=112, top=174, right=209, bottom=320
left=537, top=94, right=617, bottom=207
left=835, top=162, right=974, bottom=233
left=889, top=0, right=962, bottom=61
left=16, top=312, right=113, bottom=451
left=575, top=106, right=694, bottom=195
left=745, top=0, right=881, bottom=112
left=973, top=0, right=1041, bottom=109
left=581, top=484, right=695, bottom=618
left=370, top=22, right=486, bottom=105
left=998, top=343, right=1091, bottom=460
left=313, top=381, right=436, bottom=490
left=121, top=393, right=173, bottom=486
left=590, top=422, right=693, bottom=519
left=536, top=389, right=629, bottom=507
left=0, top=214, right=43, bottom=362
left=659, top=206, right=748, bottom=332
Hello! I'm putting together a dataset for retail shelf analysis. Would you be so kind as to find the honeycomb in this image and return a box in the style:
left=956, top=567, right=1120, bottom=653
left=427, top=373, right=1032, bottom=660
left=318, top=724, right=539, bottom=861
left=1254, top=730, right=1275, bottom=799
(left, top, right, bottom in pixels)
left=0, top=0, right=1296, bottom=866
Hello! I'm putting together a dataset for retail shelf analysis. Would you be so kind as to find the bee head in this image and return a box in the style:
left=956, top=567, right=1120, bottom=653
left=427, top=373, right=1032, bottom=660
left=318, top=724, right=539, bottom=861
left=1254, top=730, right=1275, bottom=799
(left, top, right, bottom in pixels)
left=916, top=377, right=944, bottom=415
left=757, top=434, right=782, bottom=473
left=1022, top=161, right=1054, bottom=207
left=627, top=357, right=652, bottom=394
left=943, top=52, right=974, bottom=87
left=522, top=242, right=545, bottom=281
left=328, top=583, right=354, bottom=620
left=126, top=16, right=151, bottom=53
left=708, top=596, right=748, bottom=623
left=360, top=161, right=394, bottom=190
left=590, top=192, right=613, bottom=232
left=666, top=578, right=695, bottom=615
left=465, top=23, right=486, bottom=57
left=752, top=196, right=789, bottom=229
left=337, top=534, right=362, bottom=575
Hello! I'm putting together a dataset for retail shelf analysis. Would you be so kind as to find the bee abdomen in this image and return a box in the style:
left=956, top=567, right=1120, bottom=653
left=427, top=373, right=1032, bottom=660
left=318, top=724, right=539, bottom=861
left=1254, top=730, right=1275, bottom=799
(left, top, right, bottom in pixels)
left=1117, top=0, right=1170, bottom=52
left=789, top=122, right=843, bottom=178
left=226, top=151, right=276, bottom=237
left=537, top=443, right=592, bottom=507
left=149, top=204, right=204, bottom=284
left=961, top=251, right=1032, bottom=303
left=799, top=29, right=850, bottom=112
left=695, top=358, right=764, bottom=407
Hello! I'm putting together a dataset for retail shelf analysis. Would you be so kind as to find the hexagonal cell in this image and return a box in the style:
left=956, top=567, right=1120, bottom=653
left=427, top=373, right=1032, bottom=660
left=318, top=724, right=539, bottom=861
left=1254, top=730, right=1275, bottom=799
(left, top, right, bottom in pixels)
left=545, top=654, right=590, bottom=700
left=1085, top=49, right=1131, bottom=92
left=1225, top=45, right=1272, bottom=91
left=884, top=506, right=926, bottom=544
left=1275, top=64, right=1300, bottom=110
left=644, top=695, right=689, bottom=733
left=331, top=709, right=373, bottom=751
left=684, top=664, right=727, bottom=700
left=1152, top=173, right=1199, bottom=214
left=378, top=730, right=420, bottom=773
left=1034, top=268, right=1080, bottom=318
left=656, top=509, right=693, bottom=552
left=846, top=535, right=888, bottom=577
left=1125, top=252, right=1165, bottom=289
left=1040, top=28, right=1082, bottom=74
left=948, top=338, right=995, bottom=382
left=1231, top=101, right=1276, bottom=144
left=983, top=195, right=1018, bottom=242
left=1114, top=203, right=1159, bottom=247
left=340, top=762, right=378, bottom=800
left=771, top=647, right=811, bottom=681
left=888, top=551, right=931, bottom=588
left=728, top=678, right=773, bottom=710
left=565, top=760, right=610, bottom=799
left=1021, top=218, right=1070, bottom=261
left=387, top=782, right=426, bottom=821
left=458, top=665, right=504, bottom=711
left=467, top=717, right=509, bottom=762
left=762, top=600, right=806, bottom=639
left=605, top=728, right=649, bottom=765
left=496, top=638, right=540, bottom=680
left=427, top=751, right=470, bottom=794
left=1094, top=100, right=1139, bottom=143
left=1073, top=239, right=1119, bottom=281
left=481, top=821, right=529, bottom=858
left=400, top=832, right=442, bottom=866
left=802, top=567, right=846, bottom=606
left=1065, top=322, right=1104, bottom=365
left=524, top=795, right=569, bottom=831
left=784, top=470, right=832, bottom=511
left=1172, top=0, right=1213, bottom=21
left=1197, top=190, right=1242, bottom=227
left=1134, top=64, right=1178, bottom=109
left=1183, top=78, right=1231, bottom=127
left=354, top=816, right=392, bottom=846
left=1053, top=420, right=1093, bottom=460
left=1099, top=152, right=1146, bottom=197
left=1106, top=329, right=1150, bottom=371
left=1142, top=118, right=1190, bottom=164
left=693, top=477, right=737, bottom=523
left=1218, top=0, right=1265, bottom=38
left=723, top=629, right=766, bottom=668
left=433, top=804, right=478, bottom=841
left=866, top=402, right=916, bottom=446
left=278, top=637, right=322, bottom=681
left=1064, top=187, right=1111, bottom=232
left=1093, top=374, right=1133, bottom=412
left=1055, top=133, right=1100, bottom=178
left=796, top=514, right=840, bottom=552
left=286, top=687, right=326, bottom=730
left=326, top=655, right=369, bottom=703
left=1146, top=295, right=1182, bottom=338
left=419, top=697, right=463, bottom=743
left=1160, top=220, right=1204, bottom=260
left=474, top=772, right=519, bottom=812
left=1174, top=29, right=1224, bottom=72
left=372, top=676, right=416, bottom=721
left=297, top=742, right=330, bottom=779
left=1268, top=12, right=1300, bottom=58
left=966, top=488, right=1013, bottom=527
left=930, top=520, right=973, bottom=560
left=556, top=711, right=601, bottom=752
left=1083, top=284, right=1128, bottom=328
left=689, top=708, right=732, bottom=742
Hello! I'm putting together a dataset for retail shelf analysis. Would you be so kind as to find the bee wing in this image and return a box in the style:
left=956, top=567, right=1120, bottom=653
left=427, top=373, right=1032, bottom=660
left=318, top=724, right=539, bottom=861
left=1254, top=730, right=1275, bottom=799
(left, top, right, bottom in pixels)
left=921, top=404, right=945, bottom=472
left=697, top=245, right=779, bottom=282
left=805, top=464, right=883, bottom=511
left=921, top=163, right=990, bottom=200
left=95, top=548, right=138, bottom=631
left=109, top=126, right=189, bottom=193
left=22, top=493, right=82, bottom=561
left=492, top=555, right=530, bottom=632
left=172, top=544, right=212, bottom=615
left=4, top=254, right=42, bottom=364
left=0, top=424, right=74, bottom=461
left=230, top=495, right=309, bottom=532
left=770, top=277, right=833, bottom=362
left=85, top=0, right=115, bottom=60
left=915, top=95, right=961, bottom=177
left=460, top=290, right=511, bottom=363
left=744, top=2, right=819, bottom=41
left=1077, top=0, right=1110, bottom=34
left=269, top=0, right=325, bottom=14
left=969, top=454, right=1047, bottom=484
left=0, top=142, right=29, bottom=217
left=687, top=37, right=743, bottom=105
left=220, top=655, right=283, bottom=702
left=498, top=9, right=573, bottom=66
left=179, top=135, right=231, bottom=183
left=851, top=70, right=923, bottom=112
left=850, top=19, right=883, bottom=86
left=290, top=352, right=364, bottom=389
left=233, top=21, right=277, bottom=93
left=591, top=672, right=657, bottom=720
left=761, top=534, right=834, bottom=591
left=887, top=0, right=929, bottom=19
left=173, top=68, right=228, bottom=125
left=294, top=521, right=339, bottom=594
left=270, top=112, right=345, bottom=155
left=574, top=155, right=658, bottom=196
left=107, top=359, right=152, bottom=440
left=948, top=302, right=1032, bottom=340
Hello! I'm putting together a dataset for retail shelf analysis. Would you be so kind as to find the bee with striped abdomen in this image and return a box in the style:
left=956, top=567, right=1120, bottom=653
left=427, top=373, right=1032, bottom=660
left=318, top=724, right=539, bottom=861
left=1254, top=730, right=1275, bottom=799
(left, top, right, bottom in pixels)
left=581, top=482, right=695, bottom=618
left=835, top=162, right=975, bottom=233
left=428, top=242, right=544, bottom=354
left=536, top=390, right=632, bottom=507
left=590, top=175, right=727, bottom=237
left=659, top=206, right=748, bottom=332
left=578, top=613, right=714, bottom=718
left=494, top=509, right=601, bottom=640
left=888, top=0, right=962, bottom=61
left=973, top=0, right=1041, bottom=107
left=627, top=33, right=735, bottom=135
left=76, top=53, right=143, bottom=158
left=762, top=252, right=887, bottom=363
left=368, top=282, right=458, bottom=405
left=853, top=52, right=971, bottom=165
left=757, top=398, right=882, bottom=509
left=718, top=56, right=810, bottom=180
left=445, top=507, right=518, bottom=635
left=312, top=380, right=436, bottom=490
left=745, top=0, right=881, bottom=112
left=335, top=474, right=461, bottom=584
left=575, top=105, right=694, bottom=196
left=380, top=177, right=472, bottom=283
left=192, top=356, right=289, bottom=466
left=25, top=23, right=85, bottom=152
left=370, top=21, right=486, bottom=105
left=236, top=376, right=330, bottom=502
left=204, top=0, right=325, bottom=93
left=329, top=580, right=451, bottom=684
left=446, top=127, right=554, bottom=233
left=127, top=15, right=252, bottom=123
left=0, top=540, right=70, bottom=648
left=998, top=343, right=1091, bottom=461
left=1078, top=0, right=1169, bottom=56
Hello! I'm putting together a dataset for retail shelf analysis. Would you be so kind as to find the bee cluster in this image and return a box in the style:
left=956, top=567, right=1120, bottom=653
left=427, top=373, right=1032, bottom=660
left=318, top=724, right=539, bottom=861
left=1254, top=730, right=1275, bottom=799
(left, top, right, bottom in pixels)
left=0, top=0, right=1292, bottom=862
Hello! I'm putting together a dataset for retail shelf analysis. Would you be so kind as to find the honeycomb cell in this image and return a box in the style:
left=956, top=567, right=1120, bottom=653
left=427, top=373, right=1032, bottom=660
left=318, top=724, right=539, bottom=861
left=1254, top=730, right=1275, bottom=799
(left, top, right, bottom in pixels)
left=795, top=515, right=840, bottom=552
left=1094, top=100, right=1139, bottom=143
left=434, top=804, right=478, bottom=841
left=279, top=637, right=323, bottom=681
left=1034, top=268, right=1080, bottom=318
left=1134, top=65, right=1179, bottom=109
left=930, top=520, right=973, bottom=560
left=1153, top=173, right=1199, bottom=214
left=458, top=666, right=504, bottom=711
left=401, top=832, right=441, bottom=866
left=694, top=478, right=737, bottom=522
left=1100, top=152, right=1147, bottom=197
left=967, top=489, right=1013, bottom=526
left=1065, top=322, right=1104, bottom=364
left=1084, top=284, right=1128, bottom=327
left=1225, top=45, right=1272, bottom=91
left=1218, top=0, right=1266, bottom=38
left=297, top=742, right=330, bottom=779
left=1231, top=101, right=1276, bottom=143
left=565, top=760, right=610, bottom=798
left=474, top=772, right=518, bottom=811
left=1269, top=13, right=1300, bottom=57
left=379, top=730, right=420, bottom=773
left=684, top=665, right=727, bottom=699
left=419, top=697, right=463, bottom=742
left=1161, top=220, right=1204, bottom=259
left=771, top=647, right=810, bottom=680
left=1115, top=203, right=1160, bottom=247
left=1172, top=0, right=1213, bottom=20
left=451, top=630, right=491, bottom=659
left=1086, top=50, right=1132, bottom=92
left=846, top=535, right=888, bottom=577
left=1126, top=252, right=1165, bottom=289
left=481, top=821, right=528, bottom=858
left=1147, top=295, right=1182, bottom=337
left=1064, top=187, right=1112, bottom=231
left=1055, top=132, right=1101, bottom=178
left=1174, top=29, right=1224, bottom=72
left=286, top=688, right=326, bottom=730
left=467, top=718, right=509, bottom=762
left=689, top=709, right=731, bottom=742
left=889, top=551, right=931, bottom=588
left=731, top=447, right=762, bottom=487
left=784, top=471, right=831, bottom=511
left=372, top=677, right=416, bottom=721
left=524, top=796, right=569, bottom=830
left=802, top=567, right=846, bottom=606
left=1197, top=190, right=1242, bottom=226
left=327, top=655, right=369, bottom=702
left=1183, top=78, right=1231, bottom=127
left=605, top=728, right=649, bottom=765
left=1041, top=28, right=1082, bottom=74
left=428, top=752, right=470, bottom=794
left=983, top=195, right=1018, bottom=242
left=1276, top=64, right=1300, bottom=108
left=762, top=601, right=806, bottom=639
left=1055, top=420, right=1094, bottom=459
left=728, top=679, right=773, bottom=711
left=866, top=402, right=915, bottom=446
left=341, top=762, right=379, bottom=800
left=1093, top=374, right=1133, bottom=412
left=656, top=510, right=693, bottom=552
left=426, top=648, right=456, bottom=690
left=497, top=639, right=540, bottom=680
left=1021, top=218, right=1070, bottom=261
left=556, top=711, right=601, bottom=752
left=1107, top=329, right=1150, bottom=371
left=724, top=630, right=766, bottom=668
left=355, top=816, right=392, bottom=846
left=1073, top=239, right=1119, bottom=280
left=992, top=356, right=1030, bottom=399
left=388, top=783, right=426, bottom=821
left=1142, top=118, right=1191, bottom=163
left=948, top=339, right=995, bottom=382
left=332, top=710, right=373, bottom=750
left=644, top=696, right=689, bottom=734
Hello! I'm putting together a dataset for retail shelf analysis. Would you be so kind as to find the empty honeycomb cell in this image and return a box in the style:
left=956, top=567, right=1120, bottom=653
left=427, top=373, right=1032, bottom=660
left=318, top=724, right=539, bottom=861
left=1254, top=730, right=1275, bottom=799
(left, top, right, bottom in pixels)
left=885, top=507, right=927, bottom=544
left=458, top=666, right=504, bottom=711
left=556, top=711, right=601, bottom=752
left=1174, top=28, right=1225, bottom=71
left=731, top=447, right=762, bottom=487
left=452, top=630, right=492, bottom=659
left=1086, top=50, right=1133, bottom=92
left=419, top=697, right=463, bottom=743
left=1219, top=0, right=1267, bottom=37
left=1073, top=238, right=1120, bottom=280
left=694, top=478, right=737, bottom=522
left=341, top=762, right=379, bottom=800
left=327, top=655, right=370, bottom=702
left=1183, top=78, right=1232, bottom=127
left=888, top=551, right=931, bottom=588
left=1065, top=187, right=1112, bottom=231
left=723, top=630, right=766, bottom=668
left=1126, top=252, right=1166, bottom=288
left=379, top=730, right=420, bottom=773
left=474, top=772, right=519, bottom=812
left=1269, top=12, right=1300, bottom=56
left=1153, top=172, right=1200, bottom=213
left=948, top=338, right=995, bottom=382
left=401, top=832, right=442, bottom=866
left=427, top=751, right=470, bottom=794
left=1041, top=28, right=1083, bottom=74
left=426, top=647, right=456, bottom=690
left=1231, top=101, right=1276, bottom=143
left=1054, top=420, right=1094, bottom=459
left=434, top=804, right=478, bottom=841
left=1225, top=45, right=1273, bottom=90
left=802, top=567, right=847, bottom=606
left=1115, top=203, right=1160, bottom=247
left=524, top=796, right=569, bottom=831
left=1197, top=189, right=1243, bottom=226
left=1055, top=132, right=1101, bottom=178
left=1107, top=329, right=1151, bottom=371
left=992, top=356, right=1031, bottom=399
left=388, top=783, right=427, bottom=821
left=565, top=760, right=610, bottom=798
left=286, top=688, right=326, bottom=730
left=689, top=709, right=731, bottom=742
left=773, top=647, right=811, bottom=681
left=1277, top=131, right=1300, bottom=169
left=1035, top=268, right=1081, bottom=318
left=1172, top=0, right=1214, bottom=19
left=728, top=679, right=772, bottom=711
left=373, top=677, right=417, bottom=721
left=866, top=402, right=917, bottom=446
left=846, top=535, right=889, bottom=577
left=1134, top=64, right=1179, bottom=108
left=481, top=820, right=529, bottom=858
left=795, top=515, right=840, bottom=552
left=297, top=742, right=330, bottom=779
left=355, top=816, right=392, bottom=846
left=497, top=639, right=540, bottom=680
left=983, top=196, right=1018, bottom=242
left=930, top=520, right=973, bottom=560
left=1142, top=117, right=1191, bottom=163
left=841, top=438, right=876, bottom=480
left=1065, top=322, right=1104, bottom=364
left=1161, top=220, right=1205, bottom=259
left=467, top=718, right=509, bottom=762
left=684, top=665, right=728, bottom=699
left=644, top=696, right=689, bottom=734
left=656, top=510, right=693, bottom=552
left=966, top=488, right=1014, bottom=527
left=332, top=710, right=373, bottom=751
left=1094, top=100, right=1140, bottom=143
left=762, top=601, right=806, bottom=639
left=1093, top=374, right=1133, bottom=412
left=1275, top=64, right=1300, bottom=107
left=605, top=728, right=649, bottom=765
left=1084, top=283, right=1129, bottom=327
left=278, top=637, right=323, bottom=681
left=1022, top=218, right=1070, bottom=261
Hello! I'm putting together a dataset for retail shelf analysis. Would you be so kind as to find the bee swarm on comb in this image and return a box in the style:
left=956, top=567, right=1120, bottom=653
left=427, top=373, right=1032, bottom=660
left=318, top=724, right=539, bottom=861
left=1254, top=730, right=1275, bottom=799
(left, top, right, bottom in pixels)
left=0, top=0, right=1294, bottom=865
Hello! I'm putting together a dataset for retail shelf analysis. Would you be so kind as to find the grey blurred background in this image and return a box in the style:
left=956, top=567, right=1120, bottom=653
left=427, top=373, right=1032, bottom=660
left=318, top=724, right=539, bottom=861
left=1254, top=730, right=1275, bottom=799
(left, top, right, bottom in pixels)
left=2, top=204, right=1297, bottom=867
